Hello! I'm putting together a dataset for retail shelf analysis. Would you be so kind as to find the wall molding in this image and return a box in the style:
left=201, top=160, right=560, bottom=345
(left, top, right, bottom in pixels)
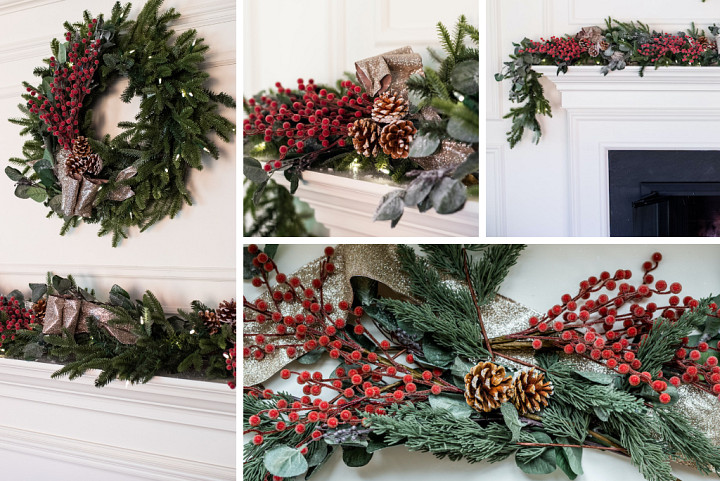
left=0, top=0, right=62, bottom=15
left=486, top=0, right=502, bottom=120
left=565, top=0, right=718, bottom=27
left=486, top=144, right=507, bottom=237
left=0, top=264, right=234, bottom=282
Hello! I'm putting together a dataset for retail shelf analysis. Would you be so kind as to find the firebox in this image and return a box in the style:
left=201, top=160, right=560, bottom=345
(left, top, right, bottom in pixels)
left=608, top=151, right=720, bottom=237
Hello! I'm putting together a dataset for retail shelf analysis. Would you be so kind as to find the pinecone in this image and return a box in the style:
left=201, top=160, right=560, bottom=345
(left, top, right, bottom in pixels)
left=72, top=136, right=93, bottom=157
left=697, top=36, right=713, bottom=50
left=464, top=361, right=515, bottom=412
left=217, top=299, right=236, bottom=324
left=587, top=45, right=600, bottom=57
left=599, top=39, right=610, bottom=51
left=348, top=119, right=380, bottom=157
left=33, top=299, right=47, bottom=323
left=200, top=309, right=222, bottom=335
left=512, top=368, right=553, bottom=415
left=379, top=120, right=417, bottom=159
left=65, top=153, right=102, bottom=179
left=371, top=91, right=409, bottom=123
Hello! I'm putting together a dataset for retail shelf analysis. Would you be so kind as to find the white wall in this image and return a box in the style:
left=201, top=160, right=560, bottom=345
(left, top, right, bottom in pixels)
left=243, top=0, right=478, bottom=99
left=0, top=0, right=236, bottom=310
left=487, top=0, right=720, bottom=236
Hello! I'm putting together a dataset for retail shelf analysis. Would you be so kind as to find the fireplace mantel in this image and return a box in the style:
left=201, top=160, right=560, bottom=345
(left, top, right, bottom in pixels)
left=533, top=66, right=720, bottom=236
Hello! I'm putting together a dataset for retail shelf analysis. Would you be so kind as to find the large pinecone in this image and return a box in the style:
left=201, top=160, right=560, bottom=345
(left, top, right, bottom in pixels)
left=464, top=361, right=515, bottom=412
left=65, top=137, right=102, bottom=179
left=217, top=299, right=236, bottom=324
left=348, top=119, right=380, bottom=157
left=371, top=91, right=409, bottom=123
left=200, top=309, right=222, bottom=335
left=33, top=299, right=47, bottom=324
left=512, top=368, right=553, bottom=415
left=379, top=120, right=416, bottom=159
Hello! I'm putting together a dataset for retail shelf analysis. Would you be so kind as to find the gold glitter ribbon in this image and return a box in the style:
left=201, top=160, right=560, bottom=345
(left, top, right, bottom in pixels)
left=42, top=295, right=137, bottom=344
left=107, top=166, right=138, bottom=201
left=355, top=46, right=424, bottom=98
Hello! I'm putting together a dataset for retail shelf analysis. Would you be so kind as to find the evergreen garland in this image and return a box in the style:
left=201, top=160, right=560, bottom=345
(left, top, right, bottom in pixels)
left=8, top=0, right=236, bottom=246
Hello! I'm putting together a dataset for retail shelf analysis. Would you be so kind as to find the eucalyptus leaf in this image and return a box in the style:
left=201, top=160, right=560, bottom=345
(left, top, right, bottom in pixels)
left=305, top=445, right=335, bottom=480
left=407, top=133, right=440, bottom=158
left=263, top=244, right=279, bottom=259
left=307, top=442, right=328, bottom=467
left=244, top=157, right=269, bottom=183
left=7, top=290, right=25, bottom=305
left=593, top=406, right=610, bottom=422
left=29, top=283, right=48, bottom=303
left=341, top=446, right=373, bottom=467
left=5, top=166, right=23, bottom=182
left=373, top=190, right=405, bottom=222
left=516, top=446, right=557, bottom=475
left=48, top=195, right=63, bottom=216
left=252, top=181, right=267, bottom=205
left=264, top=445, right=308, bottom=478
left=51, top=276, right=72, bottom=295
left=429, top=177, right=466, bottom=214
left=421, top=337, right=454, bottom=368
left=428, top=394, right=474, bottom=418
left=451, top=356, right=476, bottom=379
left=297, top=348, right=324, bottom=365
left=26, top=186, right=47, bottom=202
left=452, top=152, right=479, bottom=180
left=248, top=140, right=280, bottom=161
left=403, top=176, right=436, bottom=206
left=396, top=318, right=425, bottom=340
left=500, top=403, right=525, bottom=442
left=447, top=116, right=479, bottom=143
left=450, top=60, right=479, bottom=95
left=23, top=342, right=45, bottom=361
left=555, top=446, right=578, bottom=480
left=43, top=148, right=54, bottom=164
left=58, top=42, right=67, bottom=65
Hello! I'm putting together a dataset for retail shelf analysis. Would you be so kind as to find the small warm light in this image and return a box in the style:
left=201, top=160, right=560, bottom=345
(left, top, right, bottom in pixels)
left=379, top=167, right=390, bottom=175
left=190, top=329, right=196, bottom=335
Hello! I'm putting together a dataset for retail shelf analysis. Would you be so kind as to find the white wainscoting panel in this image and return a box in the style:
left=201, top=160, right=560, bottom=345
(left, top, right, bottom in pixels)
left=1, top=0, right=236, bottom=302
left=0, top=357, right=236, bottom=480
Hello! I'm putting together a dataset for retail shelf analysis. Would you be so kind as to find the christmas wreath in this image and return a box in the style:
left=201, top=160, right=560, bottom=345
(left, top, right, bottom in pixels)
left=244, top=244, right=720, bottom=481
left=0, top=273, right=236, bottom=389
left=243, top=16, right=478, bottom=234
left=7, top=0, right=236, bottom=246
left=496, top=19, right=720, bottom=148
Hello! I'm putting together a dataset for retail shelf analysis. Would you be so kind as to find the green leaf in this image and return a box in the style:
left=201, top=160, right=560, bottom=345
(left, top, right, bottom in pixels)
left=244, top=157, right=268, bottom=183
left=555, top=446, right=578, bottom=480
left=27, top=186, right=47, bottom=202
left=516, top=432, right=557, bottom=475
left=58, top=42, right=67, bottom=65
left=396, top=318, right=425, bottom=340
left=373, top=190, right=404, bottom=222
left=29, top=283, right=48, bottom=303
left=264, top=244, right=279, bottom=259
left=408, top=132, right=440, bottom=158
left=263, top=445, right=308, bottom=478
left=247, top=140, right=279, bottom=161
left=452, top=152, right=478, bottom=180
left=297, top=348, right=324, bottom=365
left=451, top=356, right=476, bottom=379
left=341, top=446, right=373, bottom=467
left=428, top=394, right=474, bottom=418
left=500, top=403, right=525, bottom=442
left=429, top=177, right=466, bottom=214
left=450, top=60, right=479, bottom=95
left=403, top=175, right=436, bottom=207
left=5, top=166, right=23, bottom=182
left=43, top=148, right=54, bottom=164
left=36, top=168, right=57, bottom=189
left=593, top=406, right=610, bottom=422
left=447, top=116, right=479, bottom=143
left=576, top=371, right=615, bottom=385
left=305, top=445, right=335, bottom=480
left=109, top=284, right=134, bottom=311
left=421, top=337, right=454, bottom=368
left=307, top=442, right=328, bottom=467
left=7, top=290, right=24, bottom=305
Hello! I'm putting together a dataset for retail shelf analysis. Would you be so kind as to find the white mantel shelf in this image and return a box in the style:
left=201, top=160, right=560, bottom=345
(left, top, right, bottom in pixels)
left=276, top=171, right=480, bottom=237
left=533, top=65, right=720, bottom=237
left=0, top=357, right=236, bottom=481
left=534, top=65, right=720, bottom=110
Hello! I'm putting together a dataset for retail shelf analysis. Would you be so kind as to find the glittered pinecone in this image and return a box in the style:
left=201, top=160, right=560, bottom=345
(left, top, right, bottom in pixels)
left=512, top=368, right=553, bottom=415
left=65, top=153, right=102, bottom=179
left=587, top=45, right=600, bottom=57
left=72, top=136, right=93, bottom=157
left=575, top=26, right=604, bottom=45
left=200, top=309, right=222, bottom=335
left=33, top=299, right=47, bottom=323
left=697, top=36, right=713, bottom=50
left=348, top=119, right=380, bottom=157
left=464, top=361, right=515, bottom=412
left=379, top=120, right=416, bottom=159
left=371, top=91, right=409, bottom=123
left=599, top=39, right=610, bottom=51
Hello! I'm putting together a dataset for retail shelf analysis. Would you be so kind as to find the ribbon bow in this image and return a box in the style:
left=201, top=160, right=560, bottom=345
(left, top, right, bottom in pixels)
left=355, top=46, right=424, bottom=97
left=42, top=295, right=137, bottom=345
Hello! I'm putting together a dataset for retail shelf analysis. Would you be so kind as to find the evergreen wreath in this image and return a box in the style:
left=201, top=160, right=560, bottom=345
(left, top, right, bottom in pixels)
left=496, top=18, right=720, bottom=148
left=7, top=0, right=236, bottom=246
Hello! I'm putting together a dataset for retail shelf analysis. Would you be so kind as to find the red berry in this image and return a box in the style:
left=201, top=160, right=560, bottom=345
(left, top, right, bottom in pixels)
left=659, top=393, right=671, bottom=404
left=629, top=375, right=641, bottom=386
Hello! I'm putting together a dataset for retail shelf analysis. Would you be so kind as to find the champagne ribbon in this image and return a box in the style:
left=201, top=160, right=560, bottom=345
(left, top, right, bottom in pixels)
left=107, top=166, right=137, bottom=201
left=42, top=295, right=137, bottom=345
left=55, top=149, right=106, bottom=218
left=355, top=46, right=424, bottom=98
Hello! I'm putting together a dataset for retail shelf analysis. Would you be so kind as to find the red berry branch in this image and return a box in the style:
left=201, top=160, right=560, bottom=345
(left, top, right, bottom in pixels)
left=243, top=79, right=372, bottom=173
left=637, top=33, right=712, bottom=63
left=243, top=244, right=461, bottom=451
left=26, top=18, right=101, bottom=149
left=497, top=252, right=720, bottom=403
left=0, top=295, right=37, bottom=349
left=518, top=36, right=586, bottom=64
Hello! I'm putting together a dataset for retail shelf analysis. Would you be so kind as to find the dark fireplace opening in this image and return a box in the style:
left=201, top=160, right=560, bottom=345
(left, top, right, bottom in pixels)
left=609, top=151, right=720, bottom=237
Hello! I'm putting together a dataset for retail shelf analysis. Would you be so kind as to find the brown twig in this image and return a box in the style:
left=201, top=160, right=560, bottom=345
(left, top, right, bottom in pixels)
left=494, top=351, right=546, bottom=372
left=515, top=442, right=626, bottom=453
left=462, top=247, right=494, bottom=360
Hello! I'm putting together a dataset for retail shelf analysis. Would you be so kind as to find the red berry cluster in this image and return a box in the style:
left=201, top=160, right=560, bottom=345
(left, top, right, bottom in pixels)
left=225, top=343, right=236, bottom=389
left=518, top=36, right=586, bottom=64
left=26, top=18, right=102, bottom=149
left=0, top=296, right=36, bottom=347
left=243, top=79, right=372, bottom=173
left=513, top=252, right=720, bottom=403
left=243, top=245, right=460, bottom=460
left=637, top=33, right=710, bottom=64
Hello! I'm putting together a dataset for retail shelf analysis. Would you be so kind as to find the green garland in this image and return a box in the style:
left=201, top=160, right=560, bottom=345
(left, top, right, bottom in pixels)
left=496, top=18, right=720, bottom=148
left=8, top=0, right=235, bottom=246
left=1, top=273, right=235, bottom=388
